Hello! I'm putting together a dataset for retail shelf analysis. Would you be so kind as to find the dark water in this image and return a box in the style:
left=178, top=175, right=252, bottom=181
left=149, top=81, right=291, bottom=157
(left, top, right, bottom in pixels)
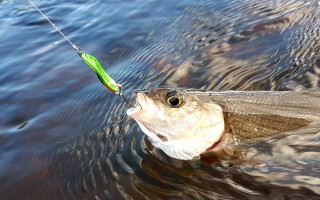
left=1, top=0, right=320, bottom=199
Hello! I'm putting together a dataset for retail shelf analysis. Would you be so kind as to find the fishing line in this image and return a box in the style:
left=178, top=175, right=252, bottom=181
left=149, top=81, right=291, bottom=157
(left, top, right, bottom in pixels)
left=28, top=0, right=74, bottom=49
left=27, top=0, right=134, bottom=107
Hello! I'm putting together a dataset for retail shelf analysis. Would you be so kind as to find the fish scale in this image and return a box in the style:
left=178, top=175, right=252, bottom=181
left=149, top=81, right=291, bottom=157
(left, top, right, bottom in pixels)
left=224, top=112, right=310, bottom=140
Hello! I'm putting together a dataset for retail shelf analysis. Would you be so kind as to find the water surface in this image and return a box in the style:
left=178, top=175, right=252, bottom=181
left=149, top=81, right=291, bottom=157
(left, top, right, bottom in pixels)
left=1, top=0, right=320, bottom=199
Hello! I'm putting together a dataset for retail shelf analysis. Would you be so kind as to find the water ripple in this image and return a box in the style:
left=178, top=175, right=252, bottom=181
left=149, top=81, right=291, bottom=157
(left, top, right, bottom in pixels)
left=2, top=0, right=320, bottom=199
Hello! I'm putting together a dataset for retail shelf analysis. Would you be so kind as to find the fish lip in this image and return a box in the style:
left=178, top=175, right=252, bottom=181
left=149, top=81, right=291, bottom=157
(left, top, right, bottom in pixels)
left=126, top=105, right=141, bottom=116
left=126, top=93, right=141, bottom=116
left=127, top=103, right=142, bottom=117
left=126, top=92, right=147, bottom=116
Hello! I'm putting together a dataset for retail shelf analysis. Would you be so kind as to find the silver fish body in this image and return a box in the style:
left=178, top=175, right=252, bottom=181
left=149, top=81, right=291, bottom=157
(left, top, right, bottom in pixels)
left=127, top=88, right=320, bottom=160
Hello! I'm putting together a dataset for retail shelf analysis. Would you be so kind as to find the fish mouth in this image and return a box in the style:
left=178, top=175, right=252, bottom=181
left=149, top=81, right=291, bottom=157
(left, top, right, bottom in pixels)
left=126, top=105, right=141, bottom=116
left=126, top=92, right=168, bottom=142
left=126, top=92, right=147, bottom=116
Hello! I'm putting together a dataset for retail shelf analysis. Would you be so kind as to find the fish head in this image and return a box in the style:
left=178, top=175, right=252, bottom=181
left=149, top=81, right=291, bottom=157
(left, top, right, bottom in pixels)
left=126, top=88, right=225, bottom=160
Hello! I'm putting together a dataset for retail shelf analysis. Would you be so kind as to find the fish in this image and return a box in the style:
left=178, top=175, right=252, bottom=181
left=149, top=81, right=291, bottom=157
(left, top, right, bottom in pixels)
left=126, top=88, right=320, bottom=160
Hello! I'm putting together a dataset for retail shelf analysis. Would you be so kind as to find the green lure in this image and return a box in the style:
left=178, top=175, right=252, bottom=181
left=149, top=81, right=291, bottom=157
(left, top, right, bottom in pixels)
left=80, top=53, right=119, bottom=93
left=28, top=0, right=130, bottom=101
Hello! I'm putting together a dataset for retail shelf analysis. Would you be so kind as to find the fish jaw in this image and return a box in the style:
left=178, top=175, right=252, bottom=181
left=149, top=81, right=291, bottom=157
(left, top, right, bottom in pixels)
left=127, top=93, right=166, bottom=143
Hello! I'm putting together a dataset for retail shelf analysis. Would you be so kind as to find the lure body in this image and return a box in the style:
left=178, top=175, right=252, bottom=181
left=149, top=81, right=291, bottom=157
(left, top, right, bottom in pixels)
left=81, top=53, right=119, bottom=93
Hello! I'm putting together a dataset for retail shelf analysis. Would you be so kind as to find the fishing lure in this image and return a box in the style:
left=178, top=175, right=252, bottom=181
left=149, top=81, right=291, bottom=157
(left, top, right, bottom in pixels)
left=82, top=53, right=119, bottom=92
left=74, top=46, right=120, bottom=93
left=28, top=0, right=133, bottom=106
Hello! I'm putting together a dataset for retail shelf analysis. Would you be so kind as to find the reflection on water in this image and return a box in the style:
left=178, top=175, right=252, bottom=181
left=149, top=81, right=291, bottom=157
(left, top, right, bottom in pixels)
left=1, top=0, right=320, bottom=199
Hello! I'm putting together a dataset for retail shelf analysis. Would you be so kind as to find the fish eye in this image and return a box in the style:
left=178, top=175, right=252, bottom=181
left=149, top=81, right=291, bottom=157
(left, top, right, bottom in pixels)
left=166, top=96, right=184, bottom=107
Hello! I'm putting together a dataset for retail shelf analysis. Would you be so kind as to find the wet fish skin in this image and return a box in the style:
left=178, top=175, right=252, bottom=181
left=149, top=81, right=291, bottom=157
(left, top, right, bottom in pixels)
left=127, top=88, right=320, bottom=160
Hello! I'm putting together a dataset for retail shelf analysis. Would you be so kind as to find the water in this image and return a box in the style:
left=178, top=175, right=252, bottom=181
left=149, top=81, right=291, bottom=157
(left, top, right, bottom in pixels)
left=1, top=0, right=320, bottom=199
